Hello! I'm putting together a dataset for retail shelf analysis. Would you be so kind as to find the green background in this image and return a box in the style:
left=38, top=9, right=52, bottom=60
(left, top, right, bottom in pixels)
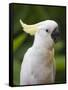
left=11, top=3, right=66, bottom=85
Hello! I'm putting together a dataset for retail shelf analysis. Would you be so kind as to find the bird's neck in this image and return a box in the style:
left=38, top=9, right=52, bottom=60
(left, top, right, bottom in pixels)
left=33, top=33, right=54, bottom=51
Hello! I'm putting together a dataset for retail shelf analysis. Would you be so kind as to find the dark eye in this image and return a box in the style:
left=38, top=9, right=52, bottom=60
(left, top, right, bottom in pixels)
left=46, top=29, right=48, bottom=32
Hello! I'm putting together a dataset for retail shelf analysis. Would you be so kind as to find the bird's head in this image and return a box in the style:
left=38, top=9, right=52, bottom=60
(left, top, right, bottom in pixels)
left=36, top=20, right=60, bottom=43
left=20, top=19, right=60, bottom=48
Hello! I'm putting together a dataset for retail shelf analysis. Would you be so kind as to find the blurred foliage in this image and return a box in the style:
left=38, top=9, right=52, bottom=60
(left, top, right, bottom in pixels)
left=11, top=3, right=66, bottom=85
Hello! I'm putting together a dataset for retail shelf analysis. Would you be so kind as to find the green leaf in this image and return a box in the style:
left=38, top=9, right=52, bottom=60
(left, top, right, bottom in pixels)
left=13, top=33, right=27, bottom=52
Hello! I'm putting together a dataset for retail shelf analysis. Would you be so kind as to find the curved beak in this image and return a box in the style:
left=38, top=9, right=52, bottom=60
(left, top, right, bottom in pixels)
left=51, top=29, right=60, bottom=43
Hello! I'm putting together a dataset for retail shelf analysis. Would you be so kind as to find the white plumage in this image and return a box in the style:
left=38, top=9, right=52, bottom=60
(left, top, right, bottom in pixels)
left=20, top=20, right=59, bottom=85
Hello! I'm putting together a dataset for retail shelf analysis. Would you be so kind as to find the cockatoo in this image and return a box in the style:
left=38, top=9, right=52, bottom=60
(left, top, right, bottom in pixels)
left=20, top=19, right=59, bottom=85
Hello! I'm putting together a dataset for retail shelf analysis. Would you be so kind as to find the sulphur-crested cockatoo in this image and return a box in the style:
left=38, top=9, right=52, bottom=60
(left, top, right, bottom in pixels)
left=20, top=19, right=59, bottom=85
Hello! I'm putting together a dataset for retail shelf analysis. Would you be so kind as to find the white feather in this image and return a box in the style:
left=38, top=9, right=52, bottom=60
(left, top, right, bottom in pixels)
left=20, top=20, right=58, bottom=85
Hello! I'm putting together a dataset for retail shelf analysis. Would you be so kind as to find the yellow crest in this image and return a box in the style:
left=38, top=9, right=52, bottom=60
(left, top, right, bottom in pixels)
left=20, top=19, right=37, bottom=35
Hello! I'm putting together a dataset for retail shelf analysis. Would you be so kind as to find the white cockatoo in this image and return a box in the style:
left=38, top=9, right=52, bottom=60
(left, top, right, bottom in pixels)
left=20, top=19, right=59, bottom=85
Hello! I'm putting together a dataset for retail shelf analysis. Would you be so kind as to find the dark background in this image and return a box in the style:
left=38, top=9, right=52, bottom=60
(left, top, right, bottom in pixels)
left=11, top=3, right=66, bottom=85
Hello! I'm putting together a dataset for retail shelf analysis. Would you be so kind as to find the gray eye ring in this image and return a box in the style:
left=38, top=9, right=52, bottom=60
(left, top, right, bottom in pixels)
left=46, top=29, right=48, bottom=32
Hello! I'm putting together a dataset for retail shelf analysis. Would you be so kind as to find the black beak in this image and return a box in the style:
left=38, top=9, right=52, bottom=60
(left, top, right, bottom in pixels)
left=51, top=29, right=60, bottom=43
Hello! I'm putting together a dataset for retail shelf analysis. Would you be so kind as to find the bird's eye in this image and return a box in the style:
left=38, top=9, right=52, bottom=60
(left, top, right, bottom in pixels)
left=46, top=29, right=48, bottom=32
